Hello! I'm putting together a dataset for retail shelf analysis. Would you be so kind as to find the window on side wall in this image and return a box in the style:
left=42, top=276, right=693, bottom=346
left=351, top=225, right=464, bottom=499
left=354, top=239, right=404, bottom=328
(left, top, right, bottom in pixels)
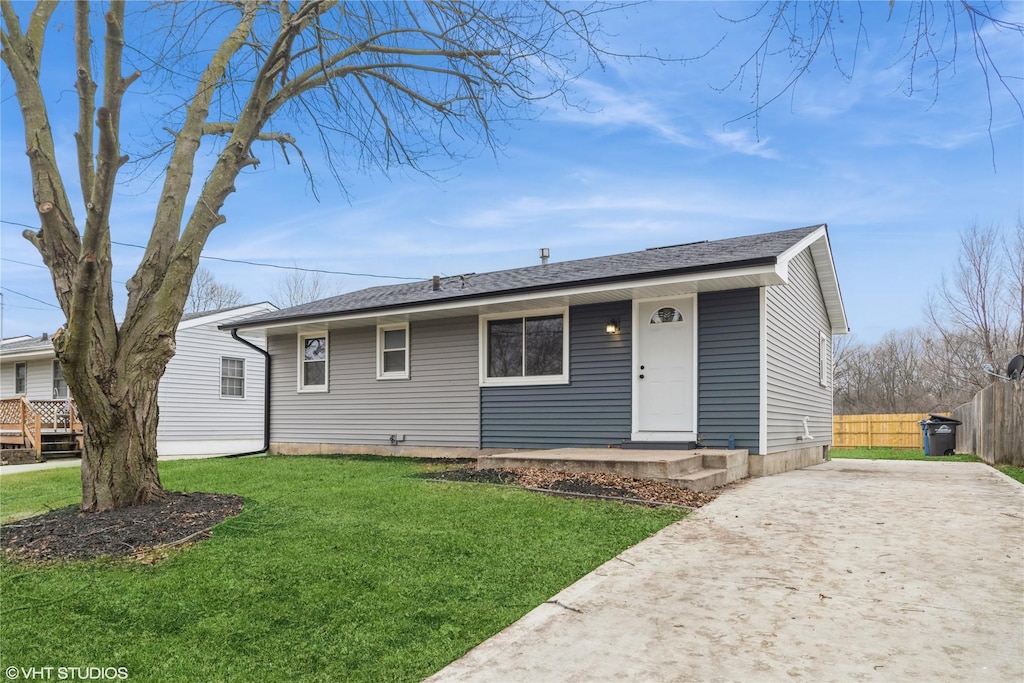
left=52, top=360, right=68, bottom=399
left=298, top=332, right=328, bottom=392
left=377, top=323, right=410, bottom=380
left=480, top=309, right=568, bottom=386
left=221, top=357, right=245, bottom=398
left=14, top=362, right=27, bottom=395
left=819, top=331, right=830, bottom=387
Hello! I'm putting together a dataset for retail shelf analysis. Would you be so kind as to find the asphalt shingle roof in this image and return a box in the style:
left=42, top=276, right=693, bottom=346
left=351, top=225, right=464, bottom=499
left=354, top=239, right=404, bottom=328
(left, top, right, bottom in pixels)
left=238, top=225, right=822, bottom=327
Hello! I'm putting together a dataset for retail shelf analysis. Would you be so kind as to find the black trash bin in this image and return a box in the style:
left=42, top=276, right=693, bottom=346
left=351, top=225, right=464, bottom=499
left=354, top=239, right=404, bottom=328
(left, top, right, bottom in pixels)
left=924, top=414, right=961, bottom=456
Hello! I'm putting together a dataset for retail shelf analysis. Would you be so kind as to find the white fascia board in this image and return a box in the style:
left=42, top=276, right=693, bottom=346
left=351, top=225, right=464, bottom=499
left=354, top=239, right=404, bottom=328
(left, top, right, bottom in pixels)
left=251, top=263, right=785, bottom=335
left=775, top=225, right=849, bottom=336
left=0, top=346, right=56, bottom=362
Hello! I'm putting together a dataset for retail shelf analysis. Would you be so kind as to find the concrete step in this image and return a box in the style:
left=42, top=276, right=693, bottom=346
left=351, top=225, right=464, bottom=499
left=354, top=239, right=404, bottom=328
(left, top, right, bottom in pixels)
left=620, top=440, right=698, bottom=450
left=478, top=447, right=748, bottom=485
left=667, top=468, right=729, bottom=492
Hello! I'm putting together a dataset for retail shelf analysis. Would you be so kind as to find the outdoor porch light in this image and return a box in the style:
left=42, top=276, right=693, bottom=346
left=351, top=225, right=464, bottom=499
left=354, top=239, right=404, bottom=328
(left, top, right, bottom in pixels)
left=605, top=319, right=620, bottom=334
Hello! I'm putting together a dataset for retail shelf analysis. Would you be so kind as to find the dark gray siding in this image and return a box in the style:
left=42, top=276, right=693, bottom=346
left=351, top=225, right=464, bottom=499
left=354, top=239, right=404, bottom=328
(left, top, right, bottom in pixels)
left=268, top=316, right=479, bottom=448
left=697, top=289, right=761, bottom=451
left=481, top=301, right=632, bottom=448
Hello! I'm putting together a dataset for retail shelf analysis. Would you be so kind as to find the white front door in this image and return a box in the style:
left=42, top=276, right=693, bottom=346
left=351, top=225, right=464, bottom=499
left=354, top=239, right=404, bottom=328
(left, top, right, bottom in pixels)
left=633, top=297, right=696, bottom=440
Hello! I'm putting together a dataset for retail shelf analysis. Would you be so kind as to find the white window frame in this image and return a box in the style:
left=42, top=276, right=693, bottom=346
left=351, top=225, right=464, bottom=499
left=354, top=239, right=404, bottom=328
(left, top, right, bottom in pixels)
left=819, top=331, right=830, bottom=387
left=220, top=356, right=246, bottom=399
left=52, top=360, right=68, bottom=399
left=478, top=307, right=570, bottom=387
left=14, top=362, right=27, bottom=395
left=377, top=323, right=410, bottom=380
left=298, top=331, right=329, bottom=393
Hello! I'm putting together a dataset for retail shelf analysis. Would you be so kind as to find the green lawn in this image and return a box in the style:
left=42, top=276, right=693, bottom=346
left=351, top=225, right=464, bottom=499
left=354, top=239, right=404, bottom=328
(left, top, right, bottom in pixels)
left=831, top=447, right=981, bottom=462
left=0, top=455, right=684, bottom=682
left=995, top=465, right=1024, bottom=484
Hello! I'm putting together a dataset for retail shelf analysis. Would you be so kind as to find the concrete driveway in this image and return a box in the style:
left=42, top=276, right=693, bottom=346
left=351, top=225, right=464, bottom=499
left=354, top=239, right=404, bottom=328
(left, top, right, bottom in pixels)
left=427, top=460, right=1024, bottom=682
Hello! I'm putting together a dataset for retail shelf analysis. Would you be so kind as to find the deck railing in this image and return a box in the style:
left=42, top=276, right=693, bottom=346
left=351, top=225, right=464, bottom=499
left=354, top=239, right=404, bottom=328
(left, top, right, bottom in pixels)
left=0, top=397, right=82, bottom=457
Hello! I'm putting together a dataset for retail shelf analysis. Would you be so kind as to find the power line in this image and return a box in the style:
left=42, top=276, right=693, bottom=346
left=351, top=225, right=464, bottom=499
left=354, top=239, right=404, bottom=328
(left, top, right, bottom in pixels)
left=0, top=286, right=62, bottom=309
left=0, top=219, right=425, bottom=281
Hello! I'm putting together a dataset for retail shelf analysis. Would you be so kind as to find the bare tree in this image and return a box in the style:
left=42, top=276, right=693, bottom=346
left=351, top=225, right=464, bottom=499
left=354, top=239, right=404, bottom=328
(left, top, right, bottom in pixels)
left=269, top=266, right=342, bottom=308
left=0, top=1, right=626, bottom=512
left=714, top=2, right=1023, bottom=148
left=186, top=267, right=243, bottom=313
left=926, top=223, right=1019, bottom=391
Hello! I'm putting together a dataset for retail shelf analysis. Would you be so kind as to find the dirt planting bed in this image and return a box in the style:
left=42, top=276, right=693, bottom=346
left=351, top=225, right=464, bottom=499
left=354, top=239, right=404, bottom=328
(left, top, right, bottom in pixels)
left=426, top=466, right=719, bottom=508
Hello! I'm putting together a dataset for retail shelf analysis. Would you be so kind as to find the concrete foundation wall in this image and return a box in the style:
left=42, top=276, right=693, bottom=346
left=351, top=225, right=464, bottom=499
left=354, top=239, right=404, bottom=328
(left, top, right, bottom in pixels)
left=270, top=441, right=512, bottom=459
left=748, top=444, right=829, bottom=477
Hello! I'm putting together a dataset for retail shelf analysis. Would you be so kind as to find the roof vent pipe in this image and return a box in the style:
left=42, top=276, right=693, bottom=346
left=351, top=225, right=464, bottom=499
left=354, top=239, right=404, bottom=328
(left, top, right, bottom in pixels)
left=539, top=248, right=549, bottom=265
left=432, top=275, right=441, bottom=291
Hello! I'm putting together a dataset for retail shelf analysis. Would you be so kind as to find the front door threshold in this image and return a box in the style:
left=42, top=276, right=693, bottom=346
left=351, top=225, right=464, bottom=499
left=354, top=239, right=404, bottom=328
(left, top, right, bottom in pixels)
left=629, top=432, right=697, bottom=443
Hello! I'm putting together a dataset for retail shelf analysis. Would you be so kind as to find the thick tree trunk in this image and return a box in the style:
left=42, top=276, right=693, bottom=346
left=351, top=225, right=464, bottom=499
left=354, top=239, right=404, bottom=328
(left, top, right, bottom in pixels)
left=78, top=385, right=161, bottom=511
left=76, top=363, right=166, bottom=513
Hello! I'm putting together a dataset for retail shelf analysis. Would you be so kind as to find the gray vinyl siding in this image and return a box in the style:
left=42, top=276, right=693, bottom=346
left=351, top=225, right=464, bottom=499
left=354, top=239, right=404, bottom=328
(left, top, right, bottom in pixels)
left=765, top=248, right=833, bottom=452
left=269, top=316, right=479, bottom=448
left=0, top=357, right=54, bottom=400
left=481, top=301, right=632, bottom=448
left=156, top=313, right=269, bottom=447
left=697, top=289, right=761, bottom=451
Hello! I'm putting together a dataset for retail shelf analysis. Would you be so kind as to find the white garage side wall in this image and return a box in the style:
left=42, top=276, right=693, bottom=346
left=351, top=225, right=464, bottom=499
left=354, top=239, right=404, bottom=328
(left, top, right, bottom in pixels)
left=156, top=308, right=272, bottom=456
left=764, top=248, right=833, bottom=454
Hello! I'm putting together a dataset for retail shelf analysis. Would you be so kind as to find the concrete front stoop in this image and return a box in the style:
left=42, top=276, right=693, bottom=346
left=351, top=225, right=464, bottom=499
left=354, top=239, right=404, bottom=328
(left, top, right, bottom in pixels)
left=477, top=447, right=749, bottom=493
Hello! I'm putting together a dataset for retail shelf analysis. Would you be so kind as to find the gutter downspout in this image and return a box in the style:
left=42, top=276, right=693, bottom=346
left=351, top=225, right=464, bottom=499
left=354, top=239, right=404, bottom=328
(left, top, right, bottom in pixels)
left=225, top=328, right=271, bottom=458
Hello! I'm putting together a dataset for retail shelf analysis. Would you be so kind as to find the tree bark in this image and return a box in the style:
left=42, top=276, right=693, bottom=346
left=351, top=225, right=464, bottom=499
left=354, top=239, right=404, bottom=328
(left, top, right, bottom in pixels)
left=79, top=392, right=163, bottom=512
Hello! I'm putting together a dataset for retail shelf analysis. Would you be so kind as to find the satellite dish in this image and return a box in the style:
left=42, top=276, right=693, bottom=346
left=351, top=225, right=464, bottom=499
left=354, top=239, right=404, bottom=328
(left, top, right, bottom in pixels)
left=1009, top=355, right=1024, bottom=381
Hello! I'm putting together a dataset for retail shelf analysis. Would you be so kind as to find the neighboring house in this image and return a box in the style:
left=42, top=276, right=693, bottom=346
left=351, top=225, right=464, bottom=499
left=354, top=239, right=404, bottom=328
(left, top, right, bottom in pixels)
left=227, top=225, right=848, bottom=475
left=1, top=302, right=276, bottom=457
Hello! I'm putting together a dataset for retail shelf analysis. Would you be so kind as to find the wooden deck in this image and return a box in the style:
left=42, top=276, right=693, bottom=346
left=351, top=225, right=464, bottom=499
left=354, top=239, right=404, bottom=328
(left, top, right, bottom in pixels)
left=0, top=397, right=83, bottom=459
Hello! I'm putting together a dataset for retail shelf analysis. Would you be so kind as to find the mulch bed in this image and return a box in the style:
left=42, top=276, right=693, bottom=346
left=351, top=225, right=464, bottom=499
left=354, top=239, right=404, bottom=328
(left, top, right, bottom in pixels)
left=425, top=466, right=719, bottom=508
left=1, top=492, right=243, bottom=563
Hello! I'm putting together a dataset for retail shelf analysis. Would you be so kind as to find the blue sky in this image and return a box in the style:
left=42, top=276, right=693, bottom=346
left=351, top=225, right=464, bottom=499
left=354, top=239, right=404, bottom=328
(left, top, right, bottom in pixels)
left=2, top=2, right=1022, bottom=344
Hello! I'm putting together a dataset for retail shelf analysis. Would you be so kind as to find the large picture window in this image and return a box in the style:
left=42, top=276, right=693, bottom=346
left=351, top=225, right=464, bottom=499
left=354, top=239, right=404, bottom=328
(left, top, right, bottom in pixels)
left=481, top=309, right=568, bottom=386
left=298, top=332, right=328, bottom=392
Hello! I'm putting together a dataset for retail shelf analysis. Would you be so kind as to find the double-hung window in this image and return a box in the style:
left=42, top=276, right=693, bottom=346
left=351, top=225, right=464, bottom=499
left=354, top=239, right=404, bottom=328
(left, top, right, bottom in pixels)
left=14, top=362, right=27, bottom=395
left=480, top=309, right=568, bottom=386
left=221, top=357, right=245, bottom=398
left=377, top=323, right=409, bottom=380
left=52, top=360, right=68, bottom=399
left=298, top=332, right=329, bottom=392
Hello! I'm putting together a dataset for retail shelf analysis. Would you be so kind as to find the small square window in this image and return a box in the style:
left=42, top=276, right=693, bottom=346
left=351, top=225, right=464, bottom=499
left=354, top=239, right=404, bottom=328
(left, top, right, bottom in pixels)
left=221, top=357, right=245, bottom=398
left=377, top=324, right=409, bottom=379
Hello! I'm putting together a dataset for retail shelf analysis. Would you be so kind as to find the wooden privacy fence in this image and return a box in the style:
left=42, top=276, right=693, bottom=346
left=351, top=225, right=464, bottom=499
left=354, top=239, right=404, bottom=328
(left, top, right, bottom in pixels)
left=832, top=413, right=944, bottom=449
left=952, top=381, right=1024, bottom=466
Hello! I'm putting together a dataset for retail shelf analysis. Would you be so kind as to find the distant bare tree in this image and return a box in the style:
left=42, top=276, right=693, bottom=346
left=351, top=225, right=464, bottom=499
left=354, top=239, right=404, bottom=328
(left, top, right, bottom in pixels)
left=270, top=266, right=342, bottom=308
left=926, top=223, right=1020, bottom=389
left=186, top=267, right=243, bottom=313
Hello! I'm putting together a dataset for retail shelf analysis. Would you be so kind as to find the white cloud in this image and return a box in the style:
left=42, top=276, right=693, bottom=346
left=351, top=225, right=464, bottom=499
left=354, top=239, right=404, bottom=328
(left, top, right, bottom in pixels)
left=706, top=128, right=779, bottom=159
